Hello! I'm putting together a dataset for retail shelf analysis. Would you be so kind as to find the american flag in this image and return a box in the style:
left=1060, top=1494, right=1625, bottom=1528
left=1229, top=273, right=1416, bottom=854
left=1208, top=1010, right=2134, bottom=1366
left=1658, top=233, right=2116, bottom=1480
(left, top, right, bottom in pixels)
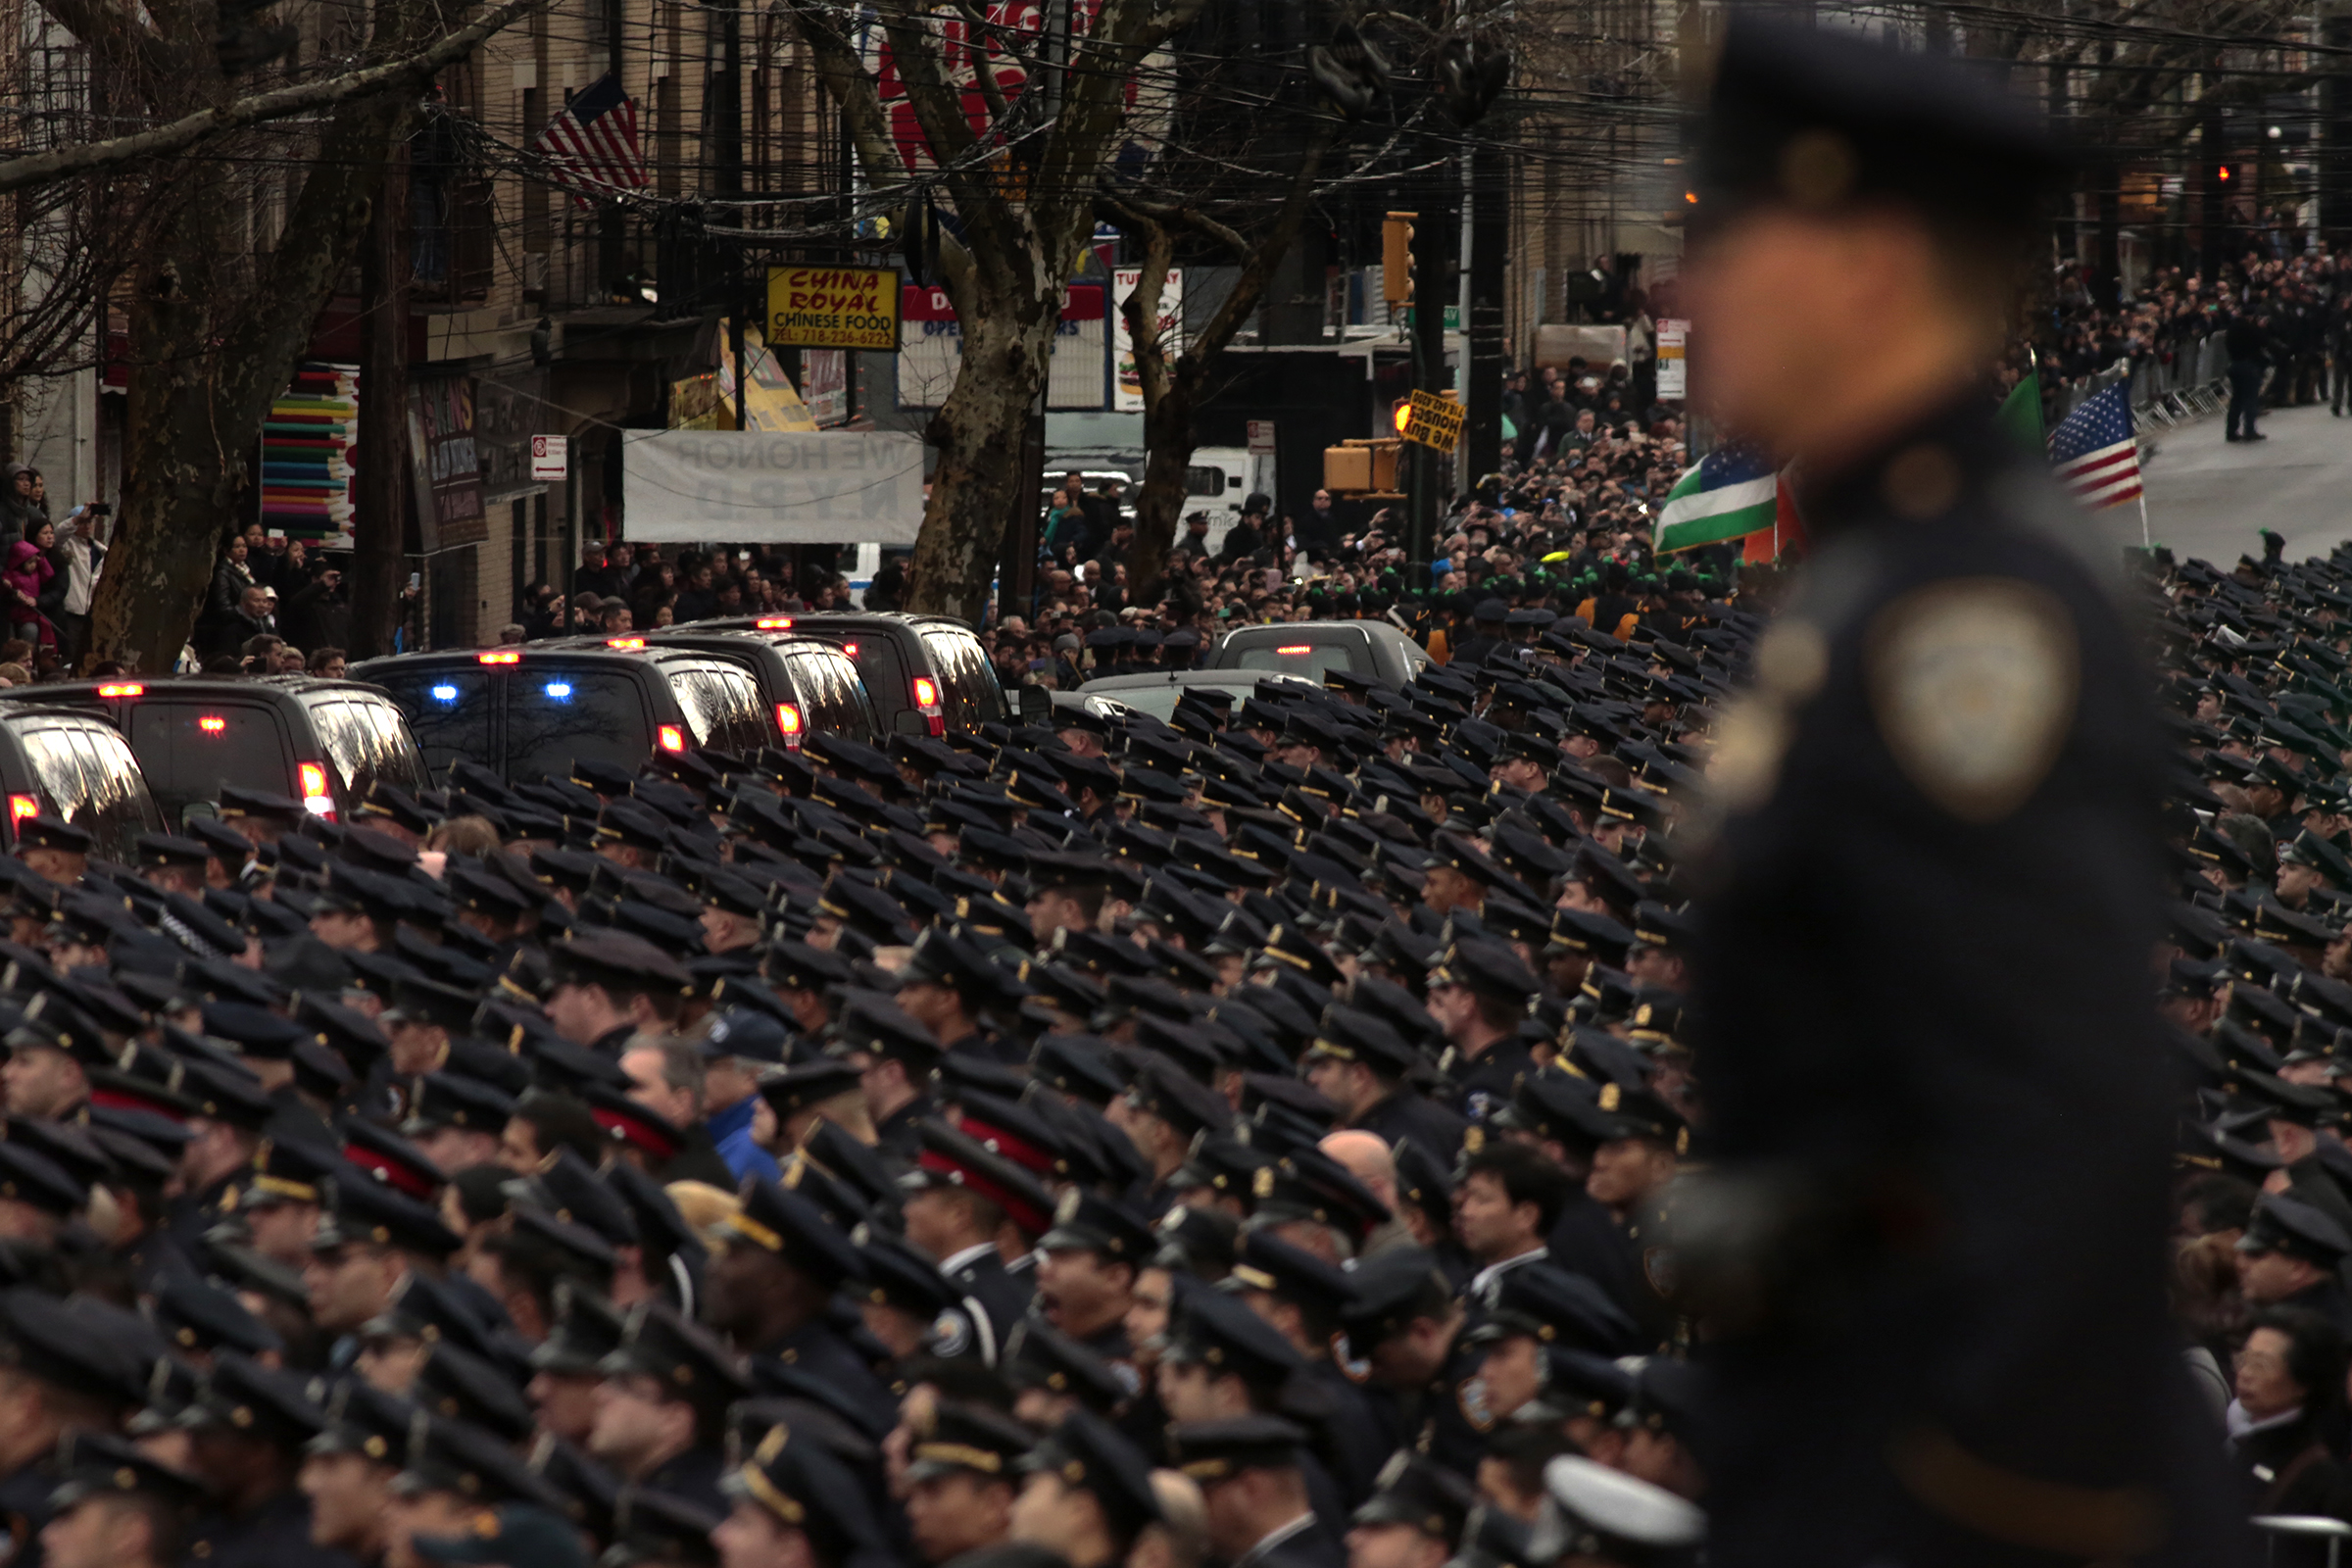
left=2048, top=382, right=2143, bottom=511
left=533, top=74, right=647, bottom=208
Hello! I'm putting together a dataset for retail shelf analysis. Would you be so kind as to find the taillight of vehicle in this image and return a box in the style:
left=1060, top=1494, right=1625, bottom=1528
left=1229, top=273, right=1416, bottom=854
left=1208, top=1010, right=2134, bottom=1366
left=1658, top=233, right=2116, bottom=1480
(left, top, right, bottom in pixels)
left=477, top=651, right=520, bottom=665
left=911, top=675, right=945, bottom=737
left=657, top=724, right=686, bottom=753
left=96, top=682, right=142, bottom=698
left=298, top=762, right=335, bottom=817
left=607, top=637, right=646, bottom=650
left=8, top=795, right=37, bottom=829
left=1276, top=644, right=1312, bottom=655
left=757, top=616, right=794, bottom=630
left=775, top=704, right=805, bottom=748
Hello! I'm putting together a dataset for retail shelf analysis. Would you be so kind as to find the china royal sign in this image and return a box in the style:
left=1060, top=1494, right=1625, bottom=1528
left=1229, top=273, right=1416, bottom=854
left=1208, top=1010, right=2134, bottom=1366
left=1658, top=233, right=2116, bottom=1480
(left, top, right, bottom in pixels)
left=765, top=266, right=902, bottom=352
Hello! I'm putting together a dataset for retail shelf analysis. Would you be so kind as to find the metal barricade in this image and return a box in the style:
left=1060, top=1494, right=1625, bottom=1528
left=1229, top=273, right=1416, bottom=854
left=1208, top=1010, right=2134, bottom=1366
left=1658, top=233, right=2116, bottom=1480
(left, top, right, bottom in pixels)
left=2254, top=1513, right=2352, bottom=1567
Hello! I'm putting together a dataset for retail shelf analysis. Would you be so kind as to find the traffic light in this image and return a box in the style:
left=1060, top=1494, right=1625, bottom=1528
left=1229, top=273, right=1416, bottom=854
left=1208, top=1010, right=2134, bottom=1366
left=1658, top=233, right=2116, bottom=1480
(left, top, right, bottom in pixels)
left=1384, top=212, right=1416, bottom=307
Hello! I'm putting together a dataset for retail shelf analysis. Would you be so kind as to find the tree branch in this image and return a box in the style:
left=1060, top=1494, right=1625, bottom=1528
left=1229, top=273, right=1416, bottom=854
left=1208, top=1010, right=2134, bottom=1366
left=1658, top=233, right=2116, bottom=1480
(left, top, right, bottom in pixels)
left=0, top=0, right=546, bottom=195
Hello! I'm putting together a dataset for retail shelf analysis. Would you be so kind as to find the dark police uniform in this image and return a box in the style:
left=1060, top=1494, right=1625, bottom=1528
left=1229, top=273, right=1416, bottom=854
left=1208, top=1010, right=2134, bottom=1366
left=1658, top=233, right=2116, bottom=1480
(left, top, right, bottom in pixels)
left=1687, top=19, right=2246, bottom=1568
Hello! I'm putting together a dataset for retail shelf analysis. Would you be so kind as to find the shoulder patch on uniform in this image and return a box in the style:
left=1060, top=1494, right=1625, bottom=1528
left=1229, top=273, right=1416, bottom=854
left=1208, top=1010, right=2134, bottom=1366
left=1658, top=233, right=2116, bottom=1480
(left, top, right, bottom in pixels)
left=1866, top=577, right=2079, bottom=823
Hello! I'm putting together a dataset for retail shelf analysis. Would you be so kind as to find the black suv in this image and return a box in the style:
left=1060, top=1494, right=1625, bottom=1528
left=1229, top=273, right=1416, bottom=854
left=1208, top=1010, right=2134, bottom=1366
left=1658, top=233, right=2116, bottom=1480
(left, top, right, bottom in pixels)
left=553, top=629, right=879, bottom=750
left=0, top=705, right=166, bottom=858
left=681, top=612, right=1041, bottom=735
left=0, top=676, right=424, bottom=827
left=354, top=645, right=773, bottom=782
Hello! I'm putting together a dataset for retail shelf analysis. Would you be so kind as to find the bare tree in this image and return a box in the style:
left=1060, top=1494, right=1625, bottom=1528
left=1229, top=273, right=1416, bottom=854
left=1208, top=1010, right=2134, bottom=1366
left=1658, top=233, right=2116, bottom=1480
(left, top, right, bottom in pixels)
left=11, top=0, right=546, bottom=670
left=779, top=0, right=1216, bottom=622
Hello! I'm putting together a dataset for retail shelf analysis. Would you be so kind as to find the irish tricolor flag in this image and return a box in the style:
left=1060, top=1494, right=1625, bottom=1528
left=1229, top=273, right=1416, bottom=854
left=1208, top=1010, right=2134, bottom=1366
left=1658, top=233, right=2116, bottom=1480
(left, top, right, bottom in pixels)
left=1653, top=445, right=1780, bottom=554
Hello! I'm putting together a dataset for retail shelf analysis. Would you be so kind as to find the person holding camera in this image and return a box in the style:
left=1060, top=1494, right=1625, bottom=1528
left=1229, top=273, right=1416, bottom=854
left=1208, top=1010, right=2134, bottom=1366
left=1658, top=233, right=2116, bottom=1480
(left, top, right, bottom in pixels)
left=53, top=501, right=105, bottom=666
left=278, top=554, right=351, bottom=654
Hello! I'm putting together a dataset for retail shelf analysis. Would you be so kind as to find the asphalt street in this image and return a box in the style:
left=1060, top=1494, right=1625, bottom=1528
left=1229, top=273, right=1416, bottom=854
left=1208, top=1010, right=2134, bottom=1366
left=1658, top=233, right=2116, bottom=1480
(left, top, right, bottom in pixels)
left=2098, top=399, right=2352, bottom=567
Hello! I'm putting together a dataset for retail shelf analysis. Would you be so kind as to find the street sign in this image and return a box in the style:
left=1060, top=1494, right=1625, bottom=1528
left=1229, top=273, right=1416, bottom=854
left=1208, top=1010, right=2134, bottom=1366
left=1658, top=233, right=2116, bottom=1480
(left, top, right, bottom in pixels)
left=1247, top=419, right=1276, bottom=456
left=530, top=434, right=567, bottom=481
left=1399, top=389, right=1464, bottom=450
left=766, top=266, right=901, bottom=352
left=1656, top=318, right=1688, bottom=401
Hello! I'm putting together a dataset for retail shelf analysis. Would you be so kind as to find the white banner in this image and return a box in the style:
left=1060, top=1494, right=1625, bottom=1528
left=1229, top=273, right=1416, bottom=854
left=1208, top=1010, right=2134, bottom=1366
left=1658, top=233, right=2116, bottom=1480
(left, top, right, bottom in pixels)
left=1111, top=267, right=1182, bottom=413
left=620, top=430, right=926, bottom=544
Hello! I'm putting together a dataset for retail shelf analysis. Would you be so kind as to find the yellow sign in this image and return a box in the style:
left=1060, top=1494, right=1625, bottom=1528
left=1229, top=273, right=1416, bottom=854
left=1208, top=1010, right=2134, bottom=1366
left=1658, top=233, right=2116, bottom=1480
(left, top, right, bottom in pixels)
left=766, top=266, right=900, bottom=352
left=1399, top=388, right=1464, bottom=450
left=669, top=373, right=729, bottom=430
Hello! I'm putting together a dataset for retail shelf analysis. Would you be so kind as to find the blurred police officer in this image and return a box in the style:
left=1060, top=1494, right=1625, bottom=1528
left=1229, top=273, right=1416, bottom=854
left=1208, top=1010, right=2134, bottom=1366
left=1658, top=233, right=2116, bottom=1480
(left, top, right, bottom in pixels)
left=1683, top=17, right=2246, bottom=1566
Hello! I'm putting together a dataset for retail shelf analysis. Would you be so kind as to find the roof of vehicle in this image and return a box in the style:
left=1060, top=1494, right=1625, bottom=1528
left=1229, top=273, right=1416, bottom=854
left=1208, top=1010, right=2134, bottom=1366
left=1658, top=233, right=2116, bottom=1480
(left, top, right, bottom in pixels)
left=553, top=628, right=861, bottom=658
left=676, top=612, right=981, bottom=635
left=0, top=675, right=404, bottom=702
left=357, top=645, right=723, bottom=669
left=1215, top=619, right=1418, bottom=643
left=1077, top=669, right=1323, bottom=696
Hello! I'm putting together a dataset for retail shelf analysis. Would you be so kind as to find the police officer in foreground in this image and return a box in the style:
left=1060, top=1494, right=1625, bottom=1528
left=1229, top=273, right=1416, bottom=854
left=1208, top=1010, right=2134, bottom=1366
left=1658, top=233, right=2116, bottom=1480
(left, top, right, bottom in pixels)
left=1680, top=17, right=2244, bottom=1567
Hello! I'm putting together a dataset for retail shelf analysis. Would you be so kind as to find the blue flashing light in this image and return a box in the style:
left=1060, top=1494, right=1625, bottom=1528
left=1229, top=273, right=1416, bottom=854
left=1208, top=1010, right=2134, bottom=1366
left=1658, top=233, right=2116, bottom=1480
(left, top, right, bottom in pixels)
left=544, top=681, right=573, bottom=700
left=430, top=684, right=458, bottom=702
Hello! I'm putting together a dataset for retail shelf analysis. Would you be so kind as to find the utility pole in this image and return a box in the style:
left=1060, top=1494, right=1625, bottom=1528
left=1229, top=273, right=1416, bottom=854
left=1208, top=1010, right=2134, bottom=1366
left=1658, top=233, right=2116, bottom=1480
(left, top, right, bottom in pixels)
left=354, top=140, right=411, bottom=659
left=1466, top=141, right=1506, bottom=486
left=716, top=0, right=748, bottom=430
left=601, top=0, right=626, bottom=292
left=1408, top=167, right=1453, bottom=558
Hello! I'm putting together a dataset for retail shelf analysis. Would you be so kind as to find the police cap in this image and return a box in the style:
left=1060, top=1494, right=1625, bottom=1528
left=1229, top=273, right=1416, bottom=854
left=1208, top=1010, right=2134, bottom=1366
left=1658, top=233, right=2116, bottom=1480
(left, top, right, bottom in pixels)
left=1350, top=1451, right=1476, bottom=1540
left=398, top=1413, right=571, bottom=1510
left=342, top=1121, right=447, bottom=1201
left=1016, top=1411, right=1161, bottom=1539
left=407, top=1072, right=519, bottom=1136
left=16, top=815, right=91, bottom=856
left=1534, top=1455, right=1705, bottom=1567
left=2240, top=1193, right=2352, bottom=1267
left=531, top=1282, right=630, bottom=1377
left=1464, top=1263, right=1643, bottom=1357
left=315, top=1173, right=463, bottom=1258
left=722, top=1424, right=890, bottom=1564
left=1428, top=938, right=1539, bottom=1007
left=47, top=1432, right=207, bottom=1515
left=412, top=1342, right=536, bottom=1445
left=1001, top=1321, right=1130, bottom=1417
left=0, top=1139, right=83, bottom=1220
left=1162, top=1281, right=1304, bottom=1385
left=1694, top=14, right=2066, bottom=237
left=905, top=1399, right=1035, bottom=1483
left=753, top=1059, right=862, bottom=1126
left=725, top=1176, right=867, bottom=1285
left=154, top=1273, right=282, bottom=1359
left=1037, top=1189, right=1156, bottom=1264
left=182, top=1350, right=325, bottom=1448
left=599, top=1300, right=750, bottom=1413
left=903, top=1119, right=1055, bottom=1239
left=1166, top=1415, right=1309, bottom=1483
left=307, top=1377, right=417, bottom=1463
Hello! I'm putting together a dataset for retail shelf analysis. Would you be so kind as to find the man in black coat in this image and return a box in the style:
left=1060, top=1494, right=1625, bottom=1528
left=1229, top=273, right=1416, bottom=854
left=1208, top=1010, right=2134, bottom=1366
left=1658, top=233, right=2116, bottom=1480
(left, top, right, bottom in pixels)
left=1684, top=18, right=2245, bottom=1568
left=2227, top=300, right=2274, bottom=441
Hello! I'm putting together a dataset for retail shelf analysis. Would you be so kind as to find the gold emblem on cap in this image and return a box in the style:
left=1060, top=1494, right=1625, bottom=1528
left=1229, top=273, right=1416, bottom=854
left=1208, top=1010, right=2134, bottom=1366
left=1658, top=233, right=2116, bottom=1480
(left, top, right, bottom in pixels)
left=1598, top=1083, right=1621, bottom=1111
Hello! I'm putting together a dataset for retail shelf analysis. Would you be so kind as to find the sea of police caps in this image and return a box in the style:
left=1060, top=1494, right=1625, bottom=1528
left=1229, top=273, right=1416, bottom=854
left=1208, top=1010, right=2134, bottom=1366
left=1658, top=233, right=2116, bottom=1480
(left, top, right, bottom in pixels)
left=0, top=596, right=1788, bottom=1568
